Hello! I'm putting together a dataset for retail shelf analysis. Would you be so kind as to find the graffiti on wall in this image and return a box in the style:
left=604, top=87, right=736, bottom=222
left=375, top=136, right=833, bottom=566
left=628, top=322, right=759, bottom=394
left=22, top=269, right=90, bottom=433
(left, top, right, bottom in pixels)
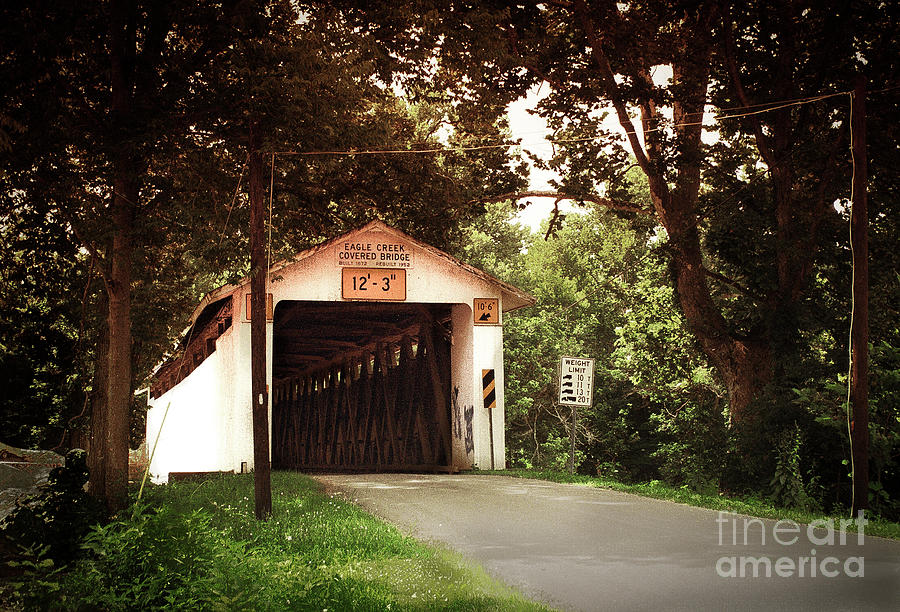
left=452, top=387, right=475, bottom=456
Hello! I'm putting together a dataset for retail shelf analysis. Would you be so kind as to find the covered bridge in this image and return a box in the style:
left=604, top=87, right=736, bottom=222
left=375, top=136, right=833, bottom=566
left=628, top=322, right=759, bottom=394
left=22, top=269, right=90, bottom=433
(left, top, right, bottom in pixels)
left=146, top=221, right=534, bottom=482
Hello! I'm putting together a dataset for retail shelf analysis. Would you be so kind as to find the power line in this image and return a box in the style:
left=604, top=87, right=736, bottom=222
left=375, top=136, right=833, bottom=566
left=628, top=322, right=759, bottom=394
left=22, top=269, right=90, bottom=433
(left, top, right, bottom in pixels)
left=216, top=154, right=249, bottom=249
left=265, top=88, right=854, bottom=158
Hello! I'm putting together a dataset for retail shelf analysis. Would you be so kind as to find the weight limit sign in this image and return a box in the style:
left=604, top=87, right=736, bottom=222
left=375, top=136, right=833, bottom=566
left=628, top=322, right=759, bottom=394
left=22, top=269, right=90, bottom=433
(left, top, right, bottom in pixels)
left=558, top=356, right=594, bottom=407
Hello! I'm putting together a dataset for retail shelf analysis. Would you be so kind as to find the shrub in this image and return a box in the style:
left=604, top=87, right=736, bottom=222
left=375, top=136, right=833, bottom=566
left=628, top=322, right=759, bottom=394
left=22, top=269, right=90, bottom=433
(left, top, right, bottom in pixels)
left=0, top=449, right=105, bottom=564
left=1, top=449, right=106, bottom=609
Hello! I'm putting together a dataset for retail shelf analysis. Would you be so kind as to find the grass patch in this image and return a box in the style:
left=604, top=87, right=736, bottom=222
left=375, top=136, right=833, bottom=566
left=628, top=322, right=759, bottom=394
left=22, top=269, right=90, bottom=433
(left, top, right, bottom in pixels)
left=7, top=472, right=550, bottom=611
left=478, top=469, right=900, bottom=541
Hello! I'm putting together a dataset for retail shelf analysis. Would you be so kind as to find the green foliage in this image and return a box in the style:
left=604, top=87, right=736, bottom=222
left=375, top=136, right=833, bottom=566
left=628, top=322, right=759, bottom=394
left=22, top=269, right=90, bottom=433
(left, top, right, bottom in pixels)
left=466, top=202, right=643, bottom=473
left=458, top=196, right=727, bottom=489
left=1, top=450, right=106, bottom=564
left=649, top=401, right=726, bottom=496
left=609, top=237, right=727, bottom=487
left=8, top=473, right=547, bottom=611
left=768, top=425, right=818, bottom=512
left=782, top=339, right=900, bottom=520
left=0, top=209, right=92, bottom=448
left=2, top=545, right=68, bottom=611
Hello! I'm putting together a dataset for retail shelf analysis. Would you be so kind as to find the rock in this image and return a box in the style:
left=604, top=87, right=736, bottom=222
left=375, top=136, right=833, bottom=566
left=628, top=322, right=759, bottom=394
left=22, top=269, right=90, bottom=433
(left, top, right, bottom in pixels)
left=0, top=442, right=63, bottom=466
left=0, top=442, right=64, bottom=523
left=0, top=487, right=37, bottom=522
left=0, top=463, right=34, bottom=490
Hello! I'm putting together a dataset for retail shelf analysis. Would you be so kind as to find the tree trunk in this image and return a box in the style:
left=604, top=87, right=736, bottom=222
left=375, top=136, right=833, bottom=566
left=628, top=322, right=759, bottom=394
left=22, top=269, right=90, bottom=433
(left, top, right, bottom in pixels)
left=100, top=0, right=137, bottom=513
left=103, top=184, right=135, bottom=512
left=87, top=293, right=109, bottom=498
left=667, top=207, right=775, bottom=424
left=707, top=338, right=772, bottom=426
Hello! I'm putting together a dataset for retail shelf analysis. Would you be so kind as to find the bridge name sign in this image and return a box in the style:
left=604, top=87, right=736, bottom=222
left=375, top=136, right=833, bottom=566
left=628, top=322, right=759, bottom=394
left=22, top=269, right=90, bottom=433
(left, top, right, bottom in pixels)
left=337, top=239, right=414, bottom=268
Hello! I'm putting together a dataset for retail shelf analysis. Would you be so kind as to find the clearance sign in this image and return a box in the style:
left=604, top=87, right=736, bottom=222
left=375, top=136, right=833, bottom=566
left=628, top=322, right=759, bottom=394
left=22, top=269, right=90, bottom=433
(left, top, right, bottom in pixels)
left=337, top=238, right=414, bottom=269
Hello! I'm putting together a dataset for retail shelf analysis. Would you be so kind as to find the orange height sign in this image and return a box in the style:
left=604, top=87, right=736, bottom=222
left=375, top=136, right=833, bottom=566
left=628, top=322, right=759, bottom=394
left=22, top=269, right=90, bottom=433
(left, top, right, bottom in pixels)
left=341, top=267, right=407, bottom=301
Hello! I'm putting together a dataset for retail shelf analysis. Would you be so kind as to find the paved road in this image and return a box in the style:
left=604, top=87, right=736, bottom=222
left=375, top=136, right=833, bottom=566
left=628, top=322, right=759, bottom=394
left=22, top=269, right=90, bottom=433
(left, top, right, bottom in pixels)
left=316, top=473, right=900, bottom=612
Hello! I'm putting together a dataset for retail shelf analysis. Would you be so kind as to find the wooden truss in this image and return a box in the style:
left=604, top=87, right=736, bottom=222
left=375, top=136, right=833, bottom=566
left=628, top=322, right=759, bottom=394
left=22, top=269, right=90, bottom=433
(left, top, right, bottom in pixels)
left=151, top=297, right=232, bottom=399
left=272, top=309, right=453, bottom=472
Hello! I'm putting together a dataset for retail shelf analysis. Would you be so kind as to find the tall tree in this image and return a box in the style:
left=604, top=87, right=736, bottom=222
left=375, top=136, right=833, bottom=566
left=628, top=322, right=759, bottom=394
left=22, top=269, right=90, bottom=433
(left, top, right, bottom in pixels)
left=337, top=0, right=894, bottom=428
left=0, top=0, right=336, bottom=510
left=1, top=1, right=526, bottom=511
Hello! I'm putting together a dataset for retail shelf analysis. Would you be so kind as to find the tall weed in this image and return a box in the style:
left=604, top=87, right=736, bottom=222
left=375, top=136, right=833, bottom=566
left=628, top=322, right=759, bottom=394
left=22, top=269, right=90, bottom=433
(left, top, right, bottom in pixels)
left=9, top=473, right=546, bottom=611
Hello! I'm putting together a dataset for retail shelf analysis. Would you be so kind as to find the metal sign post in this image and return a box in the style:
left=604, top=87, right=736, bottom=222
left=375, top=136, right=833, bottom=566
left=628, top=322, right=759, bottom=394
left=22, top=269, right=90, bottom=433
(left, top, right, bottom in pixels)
left=558, top=356, right=595, bottom=474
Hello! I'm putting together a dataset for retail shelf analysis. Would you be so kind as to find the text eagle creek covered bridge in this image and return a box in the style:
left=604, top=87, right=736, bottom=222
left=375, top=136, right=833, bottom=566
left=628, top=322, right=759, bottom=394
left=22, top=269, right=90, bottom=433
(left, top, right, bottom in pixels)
left=146, top=221, right=534, bottom=482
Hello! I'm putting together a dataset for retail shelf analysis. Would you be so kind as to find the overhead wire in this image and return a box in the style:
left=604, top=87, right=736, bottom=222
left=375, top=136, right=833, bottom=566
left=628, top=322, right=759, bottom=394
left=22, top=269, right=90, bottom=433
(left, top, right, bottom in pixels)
left=216, top=154, right=249, bottom=249
left=846, top=89, right=857, bottom=513
left=265, top=88, right=855, bottom=158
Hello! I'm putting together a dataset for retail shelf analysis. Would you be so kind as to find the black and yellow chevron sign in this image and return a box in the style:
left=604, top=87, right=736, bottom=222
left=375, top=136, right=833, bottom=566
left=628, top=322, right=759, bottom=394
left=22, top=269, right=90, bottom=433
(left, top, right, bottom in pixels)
left=482, top=369, right=496, bottom=411
left=482, top=368, right=497, bottom=469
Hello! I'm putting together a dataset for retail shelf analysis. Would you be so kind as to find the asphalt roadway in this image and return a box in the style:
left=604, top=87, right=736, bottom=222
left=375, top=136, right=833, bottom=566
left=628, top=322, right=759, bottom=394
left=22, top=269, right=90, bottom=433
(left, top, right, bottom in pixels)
left=316, top=473, right=900, bottom=612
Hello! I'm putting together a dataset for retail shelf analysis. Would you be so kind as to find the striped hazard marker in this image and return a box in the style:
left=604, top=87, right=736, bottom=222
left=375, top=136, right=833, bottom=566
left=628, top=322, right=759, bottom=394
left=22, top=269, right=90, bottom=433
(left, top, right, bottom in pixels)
left=482, top=369, right=496, bottom=469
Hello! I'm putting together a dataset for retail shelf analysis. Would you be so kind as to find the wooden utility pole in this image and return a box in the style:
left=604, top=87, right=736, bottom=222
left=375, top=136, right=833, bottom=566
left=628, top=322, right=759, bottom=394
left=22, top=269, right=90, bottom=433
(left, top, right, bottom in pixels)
left=849, top=75, right=869, bottom=515
left=249, top=122, right=272, bottom=520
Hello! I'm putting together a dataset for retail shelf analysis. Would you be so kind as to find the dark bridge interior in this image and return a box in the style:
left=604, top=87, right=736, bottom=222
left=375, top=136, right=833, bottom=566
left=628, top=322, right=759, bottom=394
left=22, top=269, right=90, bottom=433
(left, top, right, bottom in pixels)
left=271, top=301, right=453, bottom=472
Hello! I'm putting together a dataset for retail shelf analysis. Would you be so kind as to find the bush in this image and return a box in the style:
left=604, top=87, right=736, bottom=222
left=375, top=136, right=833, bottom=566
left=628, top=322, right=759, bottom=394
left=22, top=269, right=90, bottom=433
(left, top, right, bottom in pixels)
left=1, top=449, right=105, bottom=564
left=56, top=504, right=227, bottom=610
left=768, top=424, right=819, bottom=512
left=1, top=449, right=106, bottom=609
left=650, top=398, right=727, bottom=494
